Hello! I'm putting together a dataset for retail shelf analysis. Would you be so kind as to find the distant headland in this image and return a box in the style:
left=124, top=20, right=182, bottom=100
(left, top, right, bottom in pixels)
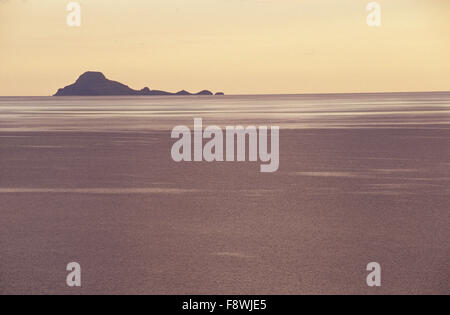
left=54, top=72, right=224, bottom=96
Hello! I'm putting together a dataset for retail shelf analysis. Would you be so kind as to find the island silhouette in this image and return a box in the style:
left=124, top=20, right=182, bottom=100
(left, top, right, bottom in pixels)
left=54, top=72, right=223, bottom=96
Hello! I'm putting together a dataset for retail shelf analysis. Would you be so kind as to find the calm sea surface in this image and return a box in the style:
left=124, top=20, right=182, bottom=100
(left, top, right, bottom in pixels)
left=1, top=92, right=449, bottom=131
left=1, top=92, right=449, bottom=294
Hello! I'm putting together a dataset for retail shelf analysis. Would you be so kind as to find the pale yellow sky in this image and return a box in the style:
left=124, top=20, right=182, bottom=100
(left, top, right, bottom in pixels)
left=0, top=0, right=449, bottom=95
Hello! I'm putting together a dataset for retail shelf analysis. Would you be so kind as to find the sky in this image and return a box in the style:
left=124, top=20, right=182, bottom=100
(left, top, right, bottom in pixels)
left=0, top=0, right=449, bottom=95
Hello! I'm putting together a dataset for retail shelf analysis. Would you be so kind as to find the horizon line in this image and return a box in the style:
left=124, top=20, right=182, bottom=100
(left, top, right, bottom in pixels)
left=1, top=90, right=449, bottom=98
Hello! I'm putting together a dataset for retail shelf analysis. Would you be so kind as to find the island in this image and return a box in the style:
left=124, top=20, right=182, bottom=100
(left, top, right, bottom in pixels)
left=53, top=72, right=222, bottom=96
